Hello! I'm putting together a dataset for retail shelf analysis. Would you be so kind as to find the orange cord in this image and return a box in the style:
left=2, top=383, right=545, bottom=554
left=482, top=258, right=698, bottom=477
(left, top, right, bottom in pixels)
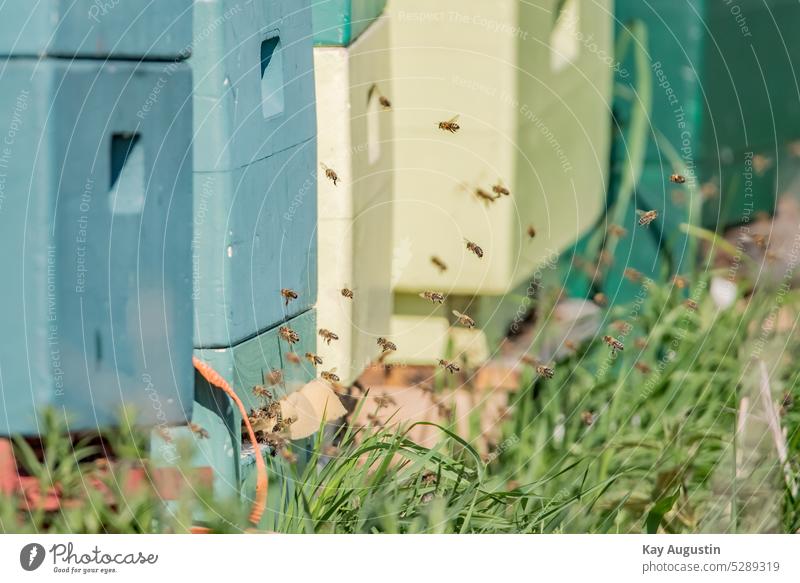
left=192, top=356, right=267, bottom=526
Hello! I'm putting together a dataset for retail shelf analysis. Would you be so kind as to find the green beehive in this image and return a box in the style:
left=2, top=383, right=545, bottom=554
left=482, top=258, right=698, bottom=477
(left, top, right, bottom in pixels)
left=190, top=0, right=318, bottom=349
left=0, top=59, right=195, bottom=435
left=0, top=0, right=192, bottom=59
left=312, top=0, right=388, bottom=46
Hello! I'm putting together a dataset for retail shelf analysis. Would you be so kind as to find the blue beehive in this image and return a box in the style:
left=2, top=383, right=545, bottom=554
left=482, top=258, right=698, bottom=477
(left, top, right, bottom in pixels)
left=191, top=0, right=317, bottom=349
left=311, top=0, right=388, bottom=46
left=0, top=59, right=194, bottom=435
left=0, top=0, right=192, bottom=59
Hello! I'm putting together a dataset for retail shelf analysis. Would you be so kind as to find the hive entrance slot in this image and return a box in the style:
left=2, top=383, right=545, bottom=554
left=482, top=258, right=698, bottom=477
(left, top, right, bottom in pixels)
left=109, top=132, right=145, bottom=215
left=260, top=36, right=285, bottom=119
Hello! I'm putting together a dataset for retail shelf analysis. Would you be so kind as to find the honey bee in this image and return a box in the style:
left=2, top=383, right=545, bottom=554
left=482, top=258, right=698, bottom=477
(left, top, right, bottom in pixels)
left=492, top=181, right=510, bottom=196
left=438, top=114, right=460, bottom=133
left=521, top=354, right=541, bottom=367
left=281, top=448, right=298, bottom=464
left=261, top=432, right=288, bottom=456
left=475, top=187, right=499, bottom=204
left=752, top=154, right=773, bottom=175
left=376, top=337, right=397, bottom=352
left=634, top=338, right=648, bottom=349
left=280, top=288, right=298, bottom=306
left=421, top=471, right=437, bottom=486
left=318, top=328, right=339, bottom=345
left=341, top=288, right=354, bottom=299
left=669, top=174, right=686, bottom=184
left=781, top=392, right=794, bottom=416
left=419, top=290, right=445, bottom=304
left=701, top=182, right=719, bottom=200
left=593, top=293, right=608, bottom=307
left=252, top=385, right=273, bottom=400
left=305, top=352, right=323, bottom=366
left=624, top=268, right=642, bottom=283
left=608, top=224, right=627, bottom=237
left=599, top=250, right=613, bottom=266
left=321, top=163, right=339, bottom=186
left=637, top=209, right=658, bottom=226
left=683, top=299, right=698, bottom=311
left=465, top=239, right=484, bottom=258
left=188, top=423, right=210, bottom=439
left=672, top=275, right=689, bottom=289
left=321, top=369, right=340, bottom=384
left=603, top=335, right=624, bottom=353
left=366, top=413, right=384, bottom=427
left=611, top=320, right=632, bottom=334
left=452, top=309, right=475, bottom=328
left=536, top=365, right=555, bottom=379
left=526, top=225, right=537, bottom=240
left=750, top=234, right=767, bottom=248
left=431, top=255, right=448, bottom=273
left=438, top=359, right=460, bottom=374
left=279, top=325, right=300, bottom=345
left=580, top=411, right=595, bottom=426
left=564, top=340, right=578, bottom=352
left=264, top=368, right=283, bottom=386
left=285, top=351, right=301, bottom=365
left=374, top=394, right=396, bottom=409
left=634, top=361, right=652, bottom=374
left=367, top=83, right=392, bottom=110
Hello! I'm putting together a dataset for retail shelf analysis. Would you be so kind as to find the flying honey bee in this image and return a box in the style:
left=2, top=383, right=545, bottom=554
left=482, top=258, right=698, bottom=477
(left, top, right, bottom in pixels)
left=599, top=250, right=613, bottom=267
left=672, top=275, right=689, bottom=289
left=684, top=299, right=698, bottom=311
left=634, top=338, right=648, bottom=349
left=603, top=335, right=624, bottom=353
left=521, top=354, right=540, bottom=367
left=536, top=365, right=555, bottom=379
left=376, top=337, right=397, bottom=352
left=624, top=268, right=642, bottom=283
left=526, top=225, right=537, bottom=240
left=611, top=320, right=632, bottom=334
left=669, top=174, right=686, bottom=184
left=593, top=292, right=608, bottom=307
left=264, top=368, right=283, bottom=386
left=452, top=309, right=475, bottom=328
left=281, top=448, right=298, bottom=464
left=188, top=423, right=210, bottom=439
left=637, top=209, right=658, bottom=226
left=279, top=325, right=300, bottom=345
left=608, top=224, right=627, bottom=237
left=438, top=359, right=460, bottom=374
left=419, top=290, right=445, bottom=304
left=367, top=83, right=392, bottom=110
left=492, top=181, right=510, bottom=196
left=438, top=114, right=460, bottom=133
left=465, top=239, right=484, bottom=258
left=305, top=352, right=323, bottom=366
left=280, top=288, right=298, bottom=306
left=374, top=394, right=396, bottom=409
left=285, top=351, right=301, bottom=365
left=431, top=255, right=448, bottom=273
left=320, top=163, right=339, bottom=186
left=319, top=328, right=339, bottom=345
left=366, top=413, right=384, bottom=427
left=634, top=361, right=652, bottom=374
left=580, top=411, right=595, bottom=426
left=321, top=369, right=340, bottom=384
left=421, top=471, right=437, bottom=486
left=475, top=187, right=500, bottom=204
left=252, top=385, right=273, bottom=400
left=341, top=288, right=354, bottom=299
left=564, top=340, right=578, bottom=352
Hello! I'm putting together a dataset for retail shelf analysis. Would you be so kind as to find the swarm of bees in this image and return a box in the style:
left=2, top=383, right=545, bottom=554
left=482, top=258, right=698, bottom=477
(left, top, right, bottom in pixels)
left=377, top=337, right=397, bottom=353
left=319, top=328, right=339, bottom=345
left=279, top=326, right=300, bottom=345
left=669, top=174, right=686, bottom=184
left=438, top=114, right=460, bottom=133
left=431, top=256, right=448, bottom=273
left=305, top=352, right=323, bottom=366
left=536, top=365, right=555, bottom=379
left=603, top=335, right=624, bottom=354
left=438, top=359, right=460, bottom=374
left=281, top=288, right=298, bottom=306
left=419, top=290, right=445, bottom=304
left=465, top=239, right=484, bottom=258
left=341, top=288, right=354, bottom=299
left=321, top=163, right=339, bottom=186
left=637, top=209, right=658, bottom=227
left=452, top=310, right=475, bottom=328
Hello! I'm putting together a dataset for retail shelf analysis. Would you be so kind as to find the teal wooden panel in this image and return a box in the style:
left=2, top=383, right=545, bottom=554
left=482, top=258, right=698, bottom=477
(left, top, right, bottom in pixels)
left=192, top=138, right=317, bottom=349
left=0, top=59, right=194, bottom=436
left=312, top=0, right=387, bottom=46
left=191, top=309, right=317, bottom=502
left=0, top=1, right=192, bottom=59
left=191, top=0, right=317, bottom=172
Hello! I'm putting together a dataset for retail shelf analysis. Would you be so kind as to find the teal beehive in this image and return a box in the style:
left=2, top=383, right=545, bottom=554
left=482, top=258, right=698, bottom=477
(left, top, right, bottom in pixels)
left=0, top=1, right=192, bottom=59
left=311, top=0, right=387, bottom=46
left=0, top=59, right=194, bottom=436
left=191, top=0, right=317, bottom=349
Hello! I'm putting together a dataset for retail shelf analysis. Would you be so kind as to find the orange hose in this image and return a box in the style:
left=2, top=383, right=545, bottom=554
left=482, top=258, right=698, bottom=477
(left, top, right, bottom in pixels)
left=192, top=356, right=267, bottom=526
